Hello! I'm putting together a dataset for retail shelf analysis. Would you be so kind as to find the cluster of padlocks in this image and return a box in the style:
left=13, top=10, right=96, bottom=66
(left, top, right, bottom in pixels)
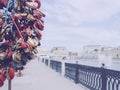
left=0, top=0, right=45, bottom=87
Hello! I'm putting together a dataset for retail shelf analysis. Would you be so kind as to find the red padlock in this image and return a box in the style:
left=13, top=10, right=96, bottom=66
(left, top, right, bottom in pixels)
left=33, top=10, right=42, bottom=19
left=8, top=67, right=15, bottom=80
left=0, top=0, right=8, bottom=7
left=34, top=20, right=44, bottom=31
left=0, top=74, right=6, bottom=82
left=21, top=41, right=27, bottom=49
left=0, top=18, right=3, bottom=25
left=34, top=0, right=41, bottom=9
left=6, top=50, right=12, bottom=59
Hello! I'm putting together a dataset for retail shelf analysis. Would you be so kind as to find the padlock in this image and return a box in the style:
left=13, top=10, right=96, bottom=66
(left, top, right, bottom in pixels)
left=14, top=0, right=21, bottom=12
left=7, top=67, right=15, bottom=80
left=0, top=0, right=8, bottom=7
left=34, top=20, right=44, bottom=31
left=20, top=41, right=27, bottom=49
left=0, top=52, right=7, bottom=61
left=13, top=51, right=22, bottom=62
left=33, top=10, right=42, bottom=19
left=0, top=73, right=6, bottom=82
left=27, top=13, right=35, bottom=21
left=0, top=18, right=3, bottom=26
left=27, top=37, right=39, bottom=47
left=6, top=50, right=12, bottom=59
left=26, top=0, right=41, bottom=9
left=34, top=0, right=41, bottom=9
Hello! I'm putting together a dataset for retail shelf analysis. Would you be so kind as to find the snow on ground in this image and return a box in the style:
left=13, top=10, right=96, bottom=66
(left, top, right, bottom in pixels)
left=1, top=57, right=88, bottom=90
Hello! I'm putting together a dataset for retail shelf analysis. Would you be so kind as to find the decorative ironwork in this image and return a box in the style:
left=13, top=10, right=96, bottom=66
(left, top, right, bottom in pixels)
left=65, top=63, right=120, bottom=90
left=43, top=60, right=120, bottom=90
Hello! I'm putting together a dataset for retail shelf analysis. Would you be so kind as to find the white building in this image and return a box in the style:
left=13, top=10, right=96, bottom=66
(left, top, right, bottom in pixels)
left=82, top=45, right=120, bottom=60
left=82, top=45, right=102, bottom=59
left=101, top=47, right=114, bottom=56
left=68, top=52, right=79, bottom=60
left=37, top=47, right=51, bottom=59
left=37, top=45, right=120, bottom=61
left=50, top=47, right=69, bottom=60
left=112, top=47, right=120, bottom=59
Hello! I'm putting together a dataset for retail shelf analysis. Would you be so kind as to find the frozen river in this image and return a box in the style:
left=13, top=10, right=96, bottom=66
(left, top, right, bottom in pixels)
left=64, top=58, right=120, bottom=71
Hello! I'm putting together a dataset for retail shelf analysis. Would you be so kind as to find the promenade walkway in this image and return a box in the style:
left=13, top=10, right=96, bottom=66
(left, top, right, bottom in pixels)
left=1, top=58, right=88, bottom=90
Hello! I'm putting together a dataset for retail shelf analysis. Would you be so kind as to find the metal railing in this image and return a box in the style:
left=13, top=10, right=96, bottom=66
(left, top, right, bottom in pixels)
left=50, top=60, right=62, bottom=73
left=45, top=59, right=48, bottom=66
left=42, top=59, right=120, bottom=90
left=65, top=63, right=120, bottom=90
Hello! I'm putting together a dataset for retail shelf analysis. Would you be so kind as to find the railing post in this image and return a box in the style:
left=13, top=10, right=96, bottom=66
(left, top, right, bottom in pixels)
left=101, top=66, right=107, bottom=90
left=56, top=62, right=58, bottom=72
left=48, top=59, right=50, bottom=67
left=61, top=61, right=65, bottom=76
left=42, top=58, right=44, bottom=63
left=75, top=64, right=79, bottom=84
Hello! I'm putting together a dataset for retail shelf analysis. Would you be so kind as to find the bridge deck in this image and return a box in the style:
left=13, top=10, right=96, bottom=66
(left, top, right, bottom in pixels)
left=1, top=58, right=88, bottom=90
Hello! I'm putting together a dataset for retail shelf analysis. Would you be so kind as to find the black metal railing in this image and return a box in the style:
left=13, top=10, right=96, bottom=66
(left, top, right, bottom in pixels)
left=42, top=58, right=44, bottom=63
left=45, top=59, right=48, bottom=66
left=41, top=59, right=120, bottom=90
left=65, top=63, right=120, bottom=90
left=50, top=60, right=62, bottom=73
left=105, top=69, right=120, bottom=90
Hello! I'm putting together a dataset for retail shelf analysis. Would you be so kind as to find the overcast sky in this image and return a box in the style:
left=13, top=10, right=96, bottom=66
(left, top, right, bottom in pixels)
left=40, top=0, right=120, bottom=51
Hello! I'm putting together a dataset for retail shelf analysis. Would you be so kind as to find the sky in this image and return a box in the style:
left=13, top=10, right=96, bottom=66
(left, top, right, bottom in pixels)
left=40, top=0, right=120, bottom=51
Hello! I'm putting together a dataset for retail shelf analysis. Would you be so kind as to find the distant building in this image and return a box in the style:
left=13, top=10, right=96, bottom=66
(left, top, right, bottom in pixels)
left=37, top=45, right=120, bottom=60
left=50, top=47, right=69, bottom=60
left=38, top=47, right=50, bottom=59
left=82, top=45, right=102, bottom=59
left=68, top=52, right=78, bottom=60
left=101, top=47, right=114, bottom=56
left=82, top=45, right=120, bottom=60
left=112, top=47, right=120, bottom=59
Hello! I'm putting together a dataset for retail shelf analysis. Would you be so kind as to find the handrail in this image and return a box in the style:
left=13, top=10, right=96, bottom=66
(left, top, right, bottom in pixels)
left=42, top=59, right=120, bottom=90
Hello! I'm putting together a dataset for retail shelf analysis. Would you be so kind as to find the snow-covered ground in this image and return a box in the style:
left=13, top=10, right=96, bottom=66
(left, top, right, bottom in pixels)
left=1, top=57, right=88, bottom=90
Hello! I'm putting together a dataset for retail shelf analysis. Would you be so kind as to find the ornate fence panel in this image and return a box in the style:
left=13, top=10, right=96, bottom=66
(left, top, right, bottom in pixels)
left=65, top=63, right=77, bottom=82
left=42, top=59, right=120, bottom=90
left=77, top=65, right=102, bottom=90
left=65, top=63, right=120, bottom=90
left=105, top=69, right=120, bottom=90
